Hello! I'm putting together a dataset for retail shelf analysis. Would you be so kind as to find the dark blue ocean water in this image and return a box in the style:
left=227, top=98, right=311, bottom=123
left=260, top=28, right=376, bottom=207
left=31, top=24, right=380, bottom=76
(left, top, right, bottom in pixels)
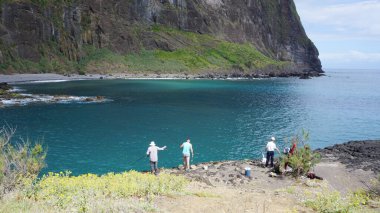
left=1, top=70, right=380, bottom=175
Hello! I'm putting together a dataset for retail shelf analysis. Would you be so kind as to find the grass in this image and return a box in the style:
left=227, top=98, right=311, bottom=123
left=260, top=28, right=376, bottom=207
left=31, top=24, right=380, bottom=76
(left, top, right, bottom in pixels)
left=193, top=191, right=220, bottom=198
left=74, top=27, right=288, bottom=74
left=0, top=90, right=26, bottom=99
left=0, top=0, right=73, bottom=7
left=304, top=189, right=378, bottom=213
left=0, top=128, right=189, bottom=212
left=123, top=26, right=288, bottom=74
left=0, top=23, right=289, bottom=74
left=147, top=25, right=288, bottom=73
left=0, top=171, right=188, bottom=212
left=285, top=186, right=296, bottom=194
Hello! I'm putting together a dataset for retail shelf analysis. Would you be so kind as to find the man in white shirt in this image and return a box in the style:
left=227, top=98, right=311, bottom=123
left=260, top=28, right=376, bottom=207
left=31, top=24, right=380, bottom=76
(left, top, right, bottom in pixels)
left=146, top=141, right=167, bottom=175
left=265, top=137, right=280, bottom=167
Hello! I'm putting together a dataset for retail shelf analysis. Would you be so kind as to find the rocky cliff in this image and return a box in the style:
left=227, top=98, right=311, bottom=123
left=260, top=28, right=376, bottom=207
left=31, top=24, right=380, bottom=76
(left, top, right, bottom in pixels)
left=0, top=0, right=323, bottom=76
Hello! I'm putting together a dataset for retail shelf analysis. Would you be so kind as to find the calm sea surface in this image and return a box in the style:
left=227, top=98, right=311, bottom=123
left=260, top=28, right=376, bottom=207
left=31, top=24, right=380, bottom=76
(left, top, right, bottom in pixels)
left=1, top=70, right=380, bottom=174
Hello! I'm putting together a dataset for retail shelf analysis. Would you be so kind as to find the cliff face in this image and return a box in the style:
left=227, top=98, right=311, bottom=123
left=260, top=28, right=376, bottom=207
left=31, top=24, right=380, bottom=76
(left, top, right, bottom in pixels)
left=0, top=0, right=322, bottom=74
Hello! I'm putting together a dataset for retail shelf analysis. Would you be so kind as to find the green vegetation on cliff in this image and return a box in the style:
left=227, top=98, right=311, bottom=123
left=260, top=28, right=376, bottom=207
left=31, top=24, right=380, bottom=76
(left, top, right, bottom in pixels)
left=0, top=0, right=73, bottom=7
left=0, top=25, right=288, bottom=74
left=123, top=26, right=288, bottom=74
left=0, top=0, right=323, bottom=75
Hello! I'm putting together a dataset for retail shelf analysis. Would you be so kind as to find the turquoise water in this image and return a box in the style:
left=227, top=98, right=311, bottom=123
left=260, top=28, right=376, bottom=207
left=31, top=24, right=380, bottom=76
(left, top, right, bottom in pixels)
left=1, top=70, right=380, bottom=175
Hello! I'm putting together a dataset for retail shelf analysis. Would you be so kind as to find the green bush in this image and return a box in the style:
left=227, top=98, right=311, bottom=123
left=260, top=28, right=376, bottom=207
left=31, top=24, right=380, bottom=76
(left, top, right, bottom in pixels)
left=22, top=170, right=188, bottom=211
left=0, top=126, right=46, bottom=197
left=305, top=189, right=372, bottom=213
left=372, top=176, right=380, bottom=197
left=280, top=131, right=321, bottom=177
left=305, top=190, right=349, bottom=213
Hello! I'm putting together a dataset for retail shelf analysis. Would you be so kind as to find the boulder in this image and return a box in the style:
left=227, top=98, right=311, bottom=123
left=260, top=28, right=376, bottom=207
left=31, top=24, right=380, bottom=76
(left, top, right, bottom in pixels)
left=299, top=73, right=312, bottom=79
left=0, top=83, right=12, bottom=90
left=269, top=172, right=278, bottom=177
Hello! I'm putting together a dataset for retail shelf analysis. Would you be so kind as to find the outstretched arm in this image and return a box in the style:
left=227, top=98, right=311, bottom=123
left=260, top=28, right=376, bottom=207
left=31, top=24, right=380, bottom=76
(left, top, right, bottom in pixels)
left=275, top=147, right=281, bottom=154
left=180, top=143, right=184, bottom=148
left=157, top=146, right=167, bottom=151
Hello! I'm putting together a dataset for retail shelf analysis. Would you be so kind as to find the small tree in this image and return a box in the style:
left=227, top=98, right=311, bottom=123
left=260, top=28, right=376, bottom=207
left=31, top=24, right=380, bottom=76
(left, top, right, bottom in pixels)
left=0, top=126, right=46, bottom=197
left=368, top=176, right=380, bottom=197
left=280, top=131, right=321, bottom=177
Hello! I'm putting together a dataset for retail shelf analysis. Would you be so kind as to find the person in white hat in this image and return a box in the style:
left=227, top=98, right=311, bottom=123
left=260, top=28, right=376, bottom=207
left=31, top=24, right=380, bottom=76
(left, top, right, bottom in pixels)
left=146, top=141, right=167, bottom=175
left=265, top=137, right=280, bottom=167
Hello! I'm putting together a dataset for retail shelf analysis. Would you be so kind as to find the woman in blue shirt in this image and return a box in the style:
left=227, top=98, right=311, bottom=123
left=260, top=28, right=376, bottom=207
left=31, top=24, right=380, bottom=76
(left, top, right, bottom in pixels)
left=180, top=139, right=194, bottom=171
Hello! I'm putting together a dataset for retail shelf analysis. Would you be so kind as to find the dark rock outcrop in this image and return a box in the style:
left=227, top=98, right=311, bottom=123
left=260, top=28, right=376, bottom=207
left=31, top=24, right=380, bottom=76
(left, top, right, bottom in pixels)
left=0, top=0, right=322, bottom=74
left=316, top=140, right=380, bottom=174
left=0, top=82, right=12, bottom=90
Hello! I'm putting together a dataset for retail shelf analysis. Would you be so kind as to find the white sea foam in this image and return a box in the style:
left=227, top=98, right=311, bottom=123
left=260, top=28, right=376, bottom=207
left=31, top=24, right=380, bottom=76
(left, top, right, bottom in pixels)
left=126, top=77, right=188, bottom=80
left=29, top=80, right=69, bottom=83
left=8, top=87, right=26, bottom=92
left=1, top=93, right=110, bottom=107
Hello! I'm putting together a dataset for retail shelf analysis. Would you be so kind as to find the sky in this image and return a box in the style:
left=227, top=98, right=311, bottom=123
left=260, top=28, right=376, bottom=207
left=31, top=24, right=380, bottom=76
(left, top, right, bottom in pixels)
left=293, top=0, right=380, bottom=69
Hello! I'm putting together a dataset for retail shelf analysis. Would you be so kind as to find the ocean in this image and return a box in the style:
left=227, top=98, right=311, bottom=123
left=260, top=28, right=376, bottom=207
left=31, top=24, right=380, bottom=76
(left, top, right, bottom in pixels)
left=1, top=70, right=380, bottom=175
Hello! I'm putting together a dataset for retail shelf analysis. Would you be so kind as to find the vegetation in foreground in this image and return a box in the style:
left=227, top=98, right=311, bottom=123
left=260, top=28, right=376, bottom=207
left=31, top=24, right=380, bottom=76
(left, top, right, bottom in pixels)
left=279, top=130, right=321, bottom=177
left=1, top=171, right=188, bottom=212
left=279, top=131, right=379, bottom=212
left=0, top=126, right=46, bottom=198
left=303, top=186, right=380, bottom=213
left=0, top=127, right=188, bottom=212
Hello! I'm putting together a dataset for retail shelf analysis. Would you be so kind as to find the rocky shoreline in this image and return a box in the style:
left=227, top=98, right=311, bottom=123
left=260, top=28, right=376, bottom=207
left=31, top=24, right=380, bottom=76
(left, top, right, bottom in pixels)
left=162, top=140, right=379, bottom=191
left=0, top=71, right=323, bottom=107
left=316, top=140, right=380, bottom=174
left=0, top=71, right=323, bottom=84
left=0, top=82, right=109, bottom=107
left=159, top=141, right=380, bottom=212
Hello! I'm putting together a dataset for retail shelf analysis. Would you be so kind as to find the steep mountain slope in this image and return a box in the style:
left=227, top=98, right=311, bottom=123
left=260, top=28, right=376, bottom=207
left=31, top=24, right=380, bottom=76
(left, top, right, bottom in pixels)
left=0, top=0, right=322, bottom=76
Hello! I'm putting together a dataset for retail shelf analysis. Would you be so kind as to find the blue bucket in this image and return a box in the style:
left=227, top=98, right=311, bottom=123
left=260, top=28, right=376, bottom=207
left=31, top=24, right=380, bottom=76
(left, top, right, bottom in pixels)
left=245, top=167, right=251, bottom=177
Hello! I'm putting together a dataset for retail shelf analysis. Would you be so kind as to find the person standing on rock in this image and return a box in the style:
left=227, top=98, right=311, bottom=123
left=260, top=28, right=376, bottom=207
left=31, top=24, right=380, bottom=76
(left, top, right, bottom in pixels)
left=265, top=137, right=280, bottom=168
left=146, top=141, right=167, bottom=175
left=180, top=139, right=194, bottom=171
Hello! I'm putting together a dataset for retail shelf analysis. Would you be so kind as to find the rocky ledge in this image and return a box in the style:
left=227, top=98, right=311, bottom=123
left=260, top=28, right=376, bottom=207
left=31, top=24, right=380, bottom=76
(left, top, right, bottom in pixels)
left=316, top=140, right=380, bottom=174
left=167, top=160, right=262, bottom=187
left=193, top=70, right=324, bottom=80
left=0, top=82, right=109, bottom=107
left=163, top=140, right=379, bottom=188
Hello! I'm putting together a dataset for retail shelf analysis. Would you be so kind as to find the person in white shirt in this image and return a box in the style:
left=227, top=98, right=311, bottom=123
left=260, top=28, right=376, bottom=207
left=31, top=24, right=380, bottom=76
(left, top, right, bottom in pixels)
left=146, top=141, right=166, bottom=175
left=265, top=137, right=280, bottom=167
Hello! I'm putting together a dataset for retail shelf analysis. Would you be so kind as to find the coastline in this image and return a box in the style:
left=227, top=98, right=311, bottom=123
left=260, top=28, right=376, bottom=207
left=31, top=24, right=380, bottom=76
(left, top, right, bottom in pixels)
left=0, top=71, right=323, bottom=84
left=0, top=71, right=321, bottom=107
left=156, top=140, right=379, bottom=212
left=0, top=73, right=108, bottom=84
left=165, top=140, right=379, bottom=192
left=0, top=135, right=378, bottom=212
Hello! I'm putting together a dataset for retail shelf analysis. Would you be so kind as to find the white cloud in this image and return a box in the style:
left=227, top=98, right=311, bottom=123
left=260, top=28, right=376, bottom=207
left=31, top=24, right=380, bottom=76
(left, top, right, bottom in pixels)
left=295, top=0, right=380, bottom=40
left=321, top=51, right=380, bottom=62
left=294, top=0, right=380, bottom=68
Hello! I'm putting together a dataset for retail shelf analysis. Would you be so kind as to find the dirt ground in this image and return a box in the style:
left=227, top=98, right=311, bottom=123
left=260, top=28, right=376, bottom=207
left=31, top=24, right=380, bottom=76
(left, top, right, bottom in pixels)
left=314, top=160, right=376, bottom=194
left=154, top=156, right=378, bottom=213
left=157, top=182, right=308, bottom=213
